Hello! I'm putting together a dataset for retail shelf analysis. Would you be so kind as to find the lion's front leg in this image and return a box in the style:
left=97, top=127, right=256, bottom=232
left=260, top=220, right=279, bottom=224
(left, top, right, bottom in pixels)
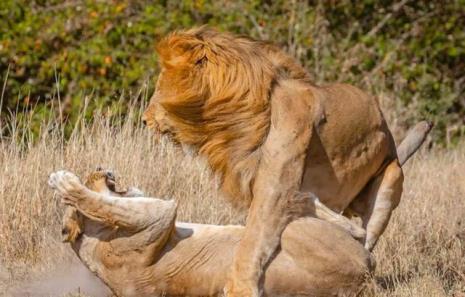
left=225, top=100, right=312, bottom=296
left=225, top=181, right=303, bottom=297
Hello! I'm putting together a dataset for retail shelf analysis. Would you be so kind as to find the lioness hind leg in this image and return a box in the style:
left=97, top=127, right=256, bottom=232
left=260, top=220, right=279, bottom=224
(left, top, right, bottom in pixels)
left=350, top=160, right=404, bottom=251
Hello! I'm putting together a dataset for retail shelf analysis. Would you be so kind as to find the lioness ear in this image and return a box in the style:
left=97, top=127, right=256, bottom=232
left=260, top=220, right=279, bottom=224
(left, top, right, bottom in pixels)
left=156, top=30, right=208, bottom=69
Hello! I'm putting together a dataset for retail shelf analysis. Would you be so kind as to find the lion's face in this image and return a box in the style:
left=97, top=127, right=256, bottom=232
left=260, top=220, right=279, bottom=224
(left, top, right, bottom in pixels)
left=143, top=71, right=177, bottom=137
left=142, top=27, right=275, bottom=206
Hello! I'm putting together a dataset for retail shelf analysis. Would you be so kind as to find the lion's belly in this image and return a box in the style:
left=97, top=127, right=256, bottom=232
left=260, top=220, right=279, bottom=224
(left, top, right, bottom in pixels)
left=300, top=83, right=395, bottom=212
left=300, top=131, right=389, bottom=212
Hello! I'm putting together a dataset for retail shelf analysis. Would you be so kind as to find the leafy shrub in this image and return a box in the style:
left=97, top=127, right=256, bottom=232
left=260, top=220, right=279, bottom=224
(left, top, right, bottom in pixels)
left=0, top=0, right=464, bottom=143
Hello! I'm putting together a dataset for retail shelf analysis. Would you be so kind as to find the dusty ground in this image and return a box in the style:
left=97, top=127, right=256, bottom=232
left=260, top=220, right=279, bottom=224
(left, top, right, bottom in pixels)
left=0, top=113, right=464, bottom=296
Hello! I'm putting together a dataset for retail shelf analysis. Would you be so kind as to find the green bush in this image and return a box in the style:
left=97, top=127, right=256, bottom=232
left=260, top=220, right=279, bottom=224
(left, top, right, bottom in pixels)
left=0, top=0, right=464, bottom=143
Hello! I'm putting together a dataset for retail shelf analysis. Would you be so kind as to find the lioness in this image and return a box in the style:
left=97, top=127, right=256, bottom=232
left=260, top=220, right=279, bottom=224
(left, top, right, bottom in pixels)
left=141, top=27, right=431, bottom=296
left=50, top=169, right=373, bottom=297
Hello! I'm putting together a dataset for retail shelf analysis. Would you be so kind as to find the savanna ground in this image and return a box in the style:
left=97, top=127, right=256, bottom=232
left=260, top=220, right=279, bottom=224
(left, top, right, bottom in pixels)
left=0, top=100, right=464, bottom=297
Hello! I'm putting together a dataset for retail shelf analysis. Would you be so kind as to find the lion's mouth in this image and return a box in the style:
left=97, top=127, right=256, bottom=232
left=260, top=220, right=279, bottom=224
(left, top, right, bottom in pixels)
left=152, top=130, right=180, bottom=145
left=165, top=132, right=180, bottom=145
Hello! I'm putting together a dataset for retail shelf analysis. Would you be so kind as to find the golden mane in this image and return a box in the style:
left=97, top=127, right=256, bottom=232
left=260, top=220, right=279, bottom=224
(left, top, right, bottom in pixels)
left=155, top=27, right=309, bottom=206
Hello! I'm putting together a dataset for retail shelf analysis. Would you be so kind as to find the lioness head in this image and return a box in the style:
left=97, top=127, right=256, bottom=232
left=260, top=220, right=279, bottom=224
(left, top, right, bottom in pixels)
left=142, top=27, right=277, bottom=206
left=84, top=167, right=117, bottom=193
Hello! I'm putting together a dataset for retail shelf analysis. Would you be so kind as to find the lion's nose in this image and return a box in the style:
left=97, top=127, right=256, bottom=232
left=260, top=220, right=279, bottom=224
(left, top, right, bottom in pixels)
left=141, top=114, right=148, bottom=126
left=141, top=112, right=148, bottom=125
left=61, top=227, right=68, bottom=236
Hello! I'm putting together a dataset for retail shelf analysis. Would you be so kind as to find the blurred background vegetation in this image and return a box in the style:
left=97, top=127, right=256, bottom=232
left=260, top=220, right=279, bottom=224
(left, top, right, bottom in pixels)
left=0, top=0, right=464, bottom=144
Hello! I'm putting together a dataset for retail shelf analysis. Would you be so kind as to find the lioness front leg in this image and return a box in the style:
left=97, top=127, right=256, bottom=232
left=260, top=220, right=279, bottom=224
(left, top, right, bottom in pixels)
left=48, top=170, right=172, bottom=230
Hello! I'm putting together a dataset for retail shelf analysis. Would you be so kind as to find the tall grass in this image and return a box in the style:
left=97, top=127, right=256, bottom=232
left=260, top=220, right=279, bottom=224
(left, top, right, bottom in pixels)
left=0, top=102, right=464, bottom=296
left=0, top=103, right=242, bottom=295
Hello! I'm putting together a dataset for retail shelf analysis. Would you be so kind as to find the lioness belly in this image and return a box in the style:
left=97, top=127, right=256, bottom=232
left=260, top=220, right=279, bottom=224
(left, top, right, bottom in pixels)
left=300, top=83, right=396, bottom=212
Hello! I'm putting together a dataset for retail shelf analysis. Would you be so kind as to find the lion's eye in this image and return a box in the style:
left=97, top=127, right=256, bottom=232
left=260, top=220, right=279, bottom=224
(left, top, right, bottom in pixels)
left=195, top=56, right=207, bottom=66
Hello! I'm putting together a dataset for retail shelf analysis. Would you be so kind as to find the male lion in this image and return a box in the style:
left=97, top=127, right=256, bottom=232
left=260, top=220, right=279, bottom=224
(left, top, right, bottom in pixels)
left=142, top=27, right=431, bottom=296
left=50, top=169, right=373, bottom=297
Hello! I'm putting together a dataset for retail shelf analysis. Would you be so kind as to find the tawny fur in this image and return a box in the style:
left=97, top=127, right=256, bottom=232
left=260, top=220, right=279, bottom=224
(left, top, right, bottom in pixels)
left=50, top=170, right=373, bottom=297
left=62, top=168, right=144, bottom=243
left=142, top=27, right=431, bottom=296
left=148, top=28, right=277, bottom=206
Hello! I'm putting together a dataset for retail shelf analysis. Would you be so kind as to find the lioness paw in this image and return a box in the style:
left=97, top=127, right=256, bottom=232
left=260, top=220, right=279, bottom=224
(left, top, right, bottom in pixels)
left=48, top=170, right=84, bottom=200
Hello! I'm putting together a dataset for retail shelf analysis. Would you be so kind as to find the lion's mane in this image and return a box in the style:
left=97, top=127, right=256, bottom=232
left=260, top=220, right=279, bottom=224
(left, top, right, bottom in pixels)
left=156, top=27, right=309, bottom=206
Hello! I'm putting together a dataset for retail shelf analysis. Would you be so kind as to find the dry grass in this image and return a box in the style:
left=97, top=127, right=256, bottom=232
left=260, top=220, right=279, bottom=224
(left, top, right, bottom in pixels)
left=362, top=146, right=465, bottom=297
left=0, top=105, right=464, bottom=296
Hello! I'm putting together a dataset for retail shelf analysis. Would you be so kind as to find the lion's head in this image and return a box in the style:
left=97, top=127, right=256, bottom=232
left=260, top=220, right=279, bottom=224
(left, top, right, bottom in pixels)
left=143, top=27, right=309, bottom=206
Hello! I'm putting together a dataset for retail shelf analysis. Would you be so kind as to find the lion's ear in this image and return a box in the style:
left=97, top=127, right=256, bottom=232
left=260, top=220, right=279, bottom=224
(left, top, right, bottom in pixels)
left=156, top=32, right=207, bottom=69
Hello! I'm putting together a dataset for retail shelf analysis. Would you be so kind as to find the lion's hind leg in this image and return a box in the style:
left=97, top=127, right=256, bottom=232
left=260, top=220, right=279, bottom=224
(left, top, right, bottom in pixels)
left=349, top=161, right=404, bottom=251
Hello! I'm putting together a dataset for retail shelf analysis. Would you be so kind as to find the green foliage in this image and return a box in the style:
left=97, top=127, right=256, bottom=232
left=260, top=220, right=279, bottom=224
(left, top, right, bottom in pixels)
left=0, top=0, right=464, bottom=143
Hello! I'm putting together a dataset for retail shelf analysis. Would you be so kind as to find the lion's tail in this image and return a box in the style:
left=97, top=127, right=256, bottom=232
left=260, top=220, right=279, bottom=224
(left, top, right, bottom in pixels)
left=396, top=120, right=433, bottom=166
